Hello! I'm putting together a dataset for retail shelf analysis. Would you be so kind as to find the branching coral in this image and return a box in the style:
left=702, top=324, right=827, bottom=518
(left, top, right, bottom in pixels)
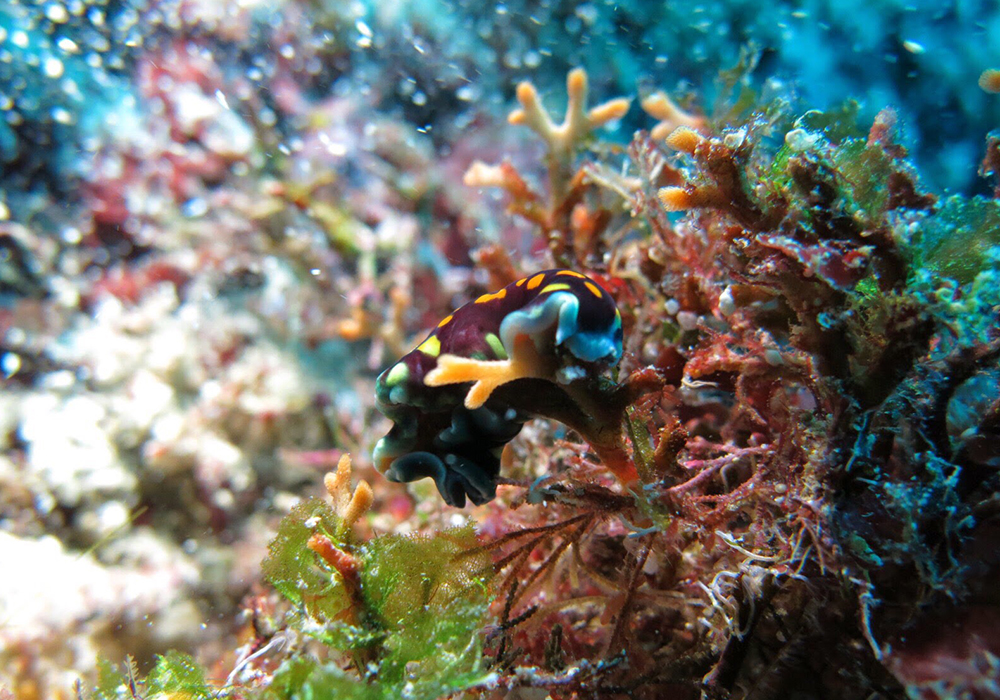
left=506, top=68, right=631, bottom=200
left=464, top=68, right=630, bottom=266
left=641, top=91, right=708, bottom=141
left=316, top=453, right=374, bottom=539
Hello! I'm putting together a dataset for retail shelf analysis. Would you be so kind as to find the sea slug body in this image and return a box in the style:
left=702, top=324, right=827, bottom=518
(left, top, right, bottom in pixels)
left=373, top=269, right=624, bottom=506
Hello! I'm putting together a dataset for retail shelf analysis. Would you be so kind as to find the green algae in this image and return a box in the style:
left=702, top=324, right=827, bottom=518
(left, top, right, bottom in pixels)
left=94, top=652, right=213, bottom=700
left=90, top=504, right=494, bottom=700
left=259, top=505, right=493, bottom=700
left=261, top=498, right=350, bottom=622
left=910, top=195, right=1000, bottom=285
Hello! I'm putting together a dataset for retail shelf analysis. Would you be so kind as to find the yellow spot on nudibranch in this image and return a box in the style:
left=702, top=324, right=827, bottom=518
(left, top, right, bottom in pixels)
left=556, top=270, right=586, bottom=278
left=417, top=334, right=441, bottom=357
left=516, top=278, right=527, bottom=287
left=475, top=288, right=508, bottom=304
left=540, top=283, right=572, bottom=294
left=385, top=363, right=409, bottom=387
left=526, top=273, right=546, bottom=290
left=437, top=314, right=454, bottom=328
left=584, top=282, right=603, bottom=298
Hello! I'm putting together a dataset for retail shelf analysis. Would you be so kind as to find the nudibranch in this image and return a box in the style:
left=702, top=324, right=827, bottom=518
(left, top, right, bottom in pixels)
left=373, top=269, right=636, bottom=507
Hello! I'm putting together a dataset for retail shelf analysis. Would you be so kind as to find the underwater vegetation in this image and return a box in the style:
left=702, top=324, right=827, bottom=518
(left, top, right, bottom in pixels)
left=1, top=2, right=1000, bottom=700
left=73, top=60, right=1000, bottom=699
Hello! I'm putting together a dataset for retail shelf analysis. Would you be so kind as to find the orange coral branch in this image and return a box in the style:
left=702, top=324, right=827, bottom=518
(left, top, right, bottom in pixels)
left=642, top=92, right=708, bottom=141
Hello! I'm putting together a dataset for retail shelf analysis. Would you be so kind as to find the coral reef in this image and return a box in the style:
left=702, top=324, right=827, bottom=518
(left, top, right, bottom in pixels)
left=259, top=67, right=997, bottom=698
left=1, top=3, right=999, bottom=700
